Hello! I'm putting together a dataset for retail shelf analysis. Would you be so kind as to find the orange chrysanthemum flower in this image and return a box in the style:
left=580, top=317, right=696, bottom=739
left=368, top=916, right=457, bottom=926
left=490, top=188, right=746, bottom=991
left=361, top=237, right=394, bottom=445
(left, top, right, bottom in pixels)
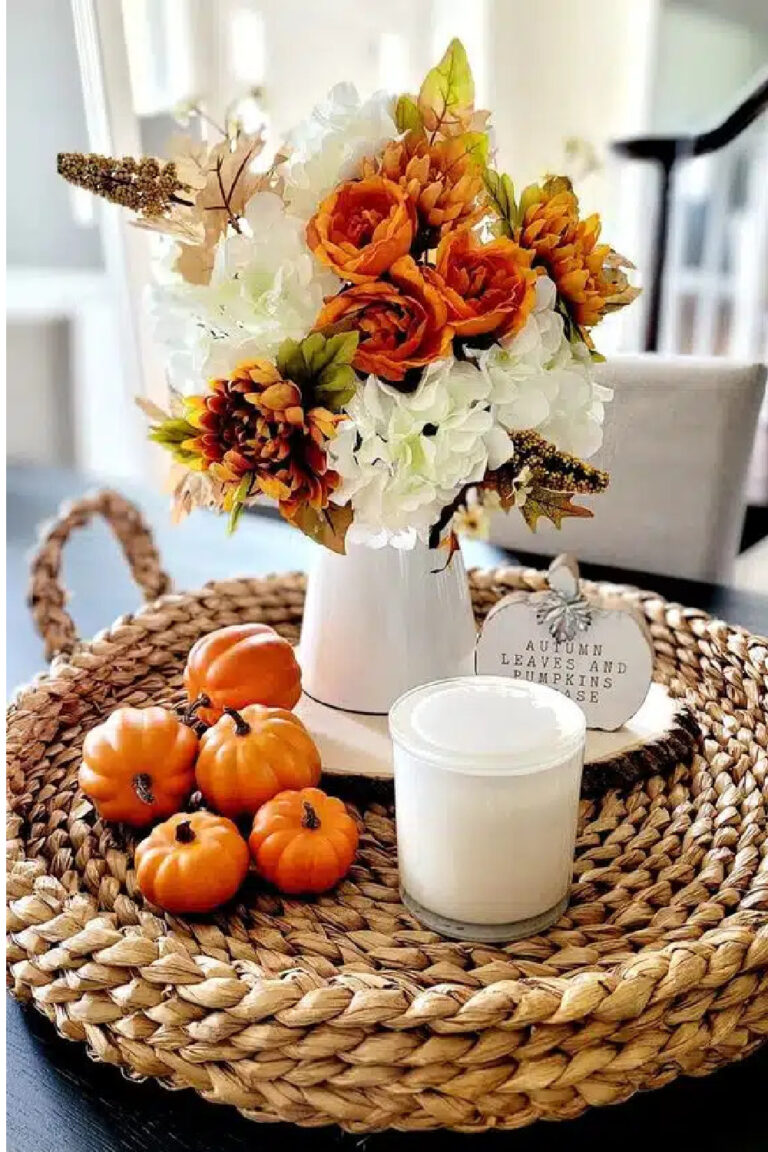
left=363, top=131, right=485, bottom=245
left=184, top=359, right=342, bottom=518
left=306, top=175, right=415, bottom=283
left=519, top=176, right=638, bottom=330
left=436, top=229, right=537, bottom=341
left=314, top=256, right=453, bottom=388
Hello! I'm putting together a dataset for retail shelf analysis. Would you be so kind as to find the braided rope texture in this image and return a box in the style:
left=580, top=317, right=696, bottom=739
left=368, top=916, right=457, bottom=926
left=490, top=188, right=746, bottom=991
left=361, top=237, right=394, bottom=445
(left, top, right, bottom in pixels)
left=7, top=562, right=768, bottom=1132
left=28, top=490, right=172, bottom=661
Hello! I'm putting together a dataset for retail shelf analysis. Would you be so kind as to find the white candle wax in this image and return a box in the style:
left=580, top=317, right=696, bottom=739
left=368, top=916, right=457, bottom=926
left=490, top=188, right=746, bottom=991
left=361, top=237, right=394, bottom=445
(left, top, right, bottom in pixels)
left=389, top=676, right=586, bottom=941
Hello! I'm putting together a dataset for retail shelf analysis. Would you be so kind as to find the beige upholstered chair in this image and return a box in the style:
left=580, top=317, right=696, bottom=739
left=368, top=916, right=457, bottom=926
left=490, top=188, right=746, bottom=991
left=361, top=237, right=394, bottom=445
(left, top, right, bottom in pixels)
left=489, top=355, right=766, bottom=582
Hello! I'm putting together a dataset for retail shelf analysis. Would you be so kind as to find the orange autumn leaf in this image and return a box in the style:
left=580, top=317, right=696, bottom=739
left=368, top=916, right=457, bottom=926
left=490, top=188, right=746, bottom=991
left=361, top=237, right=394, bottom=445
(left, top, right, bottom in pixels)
left=520, top=486, right=594, bottom=531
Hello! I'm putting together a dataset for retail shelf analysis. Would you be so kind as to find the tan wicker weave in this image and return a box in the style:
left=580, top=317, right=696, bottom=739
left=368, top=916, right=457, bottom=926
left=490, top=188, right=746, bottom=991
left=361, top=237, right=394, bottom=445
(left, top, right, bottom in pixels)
left=7, top=491, right=768, bottom=1133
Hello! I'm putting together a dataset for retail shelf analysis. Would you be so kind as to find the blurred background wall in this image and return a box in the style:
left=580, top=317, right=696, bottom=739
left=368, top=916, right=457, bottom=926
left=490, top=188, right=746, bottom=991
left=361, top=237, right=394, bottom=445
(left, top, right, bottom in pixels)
left=7, top=1, right=103, bottom=271
left=6, top=0, right=767, bottom=496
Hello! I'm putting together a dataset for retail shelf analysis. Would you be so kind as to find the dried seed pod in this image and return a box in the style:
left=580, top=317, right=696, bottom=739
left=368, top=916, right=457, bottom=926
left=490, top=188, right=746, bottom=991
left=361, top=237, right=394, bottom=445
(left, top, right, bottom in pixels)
left=57, top=152, right=188, bottom=217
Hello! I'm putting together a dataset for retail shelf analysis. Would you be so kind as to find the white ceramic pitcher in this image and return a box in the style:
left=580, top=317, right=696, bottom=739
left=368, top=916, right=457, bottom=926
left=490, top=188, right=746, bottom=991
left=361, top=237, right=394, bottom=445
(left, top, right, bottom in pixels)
left=300, top=540, right=478, bottom=714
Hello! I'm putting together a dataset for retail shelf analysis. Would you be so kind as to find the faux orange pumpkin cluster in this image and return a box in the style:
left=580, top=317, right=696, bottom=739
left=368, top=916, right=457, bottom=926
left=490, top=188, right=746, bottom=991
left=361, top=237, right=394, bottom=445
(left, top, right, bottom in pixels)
left=79, top=623, right=359, bottom=912
left=307, top=130, right=538, bottom=387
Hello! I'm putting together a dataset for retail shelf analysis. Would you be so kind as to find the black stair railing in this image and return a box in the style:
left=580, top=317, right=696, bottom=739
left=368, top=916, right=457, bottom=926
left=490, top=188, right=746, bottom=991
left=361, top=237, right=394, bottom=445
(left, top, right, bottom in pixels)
left=612, top=69, right=768, bottom=353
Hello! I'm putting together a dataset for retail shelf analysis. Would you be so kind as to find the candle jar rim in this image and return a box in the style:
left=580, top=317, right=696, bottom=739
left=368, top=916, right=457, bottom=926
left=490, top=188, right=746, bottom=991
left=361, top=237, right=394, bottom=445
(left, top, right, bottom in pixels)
left=388, top=675, right=586, bottom=776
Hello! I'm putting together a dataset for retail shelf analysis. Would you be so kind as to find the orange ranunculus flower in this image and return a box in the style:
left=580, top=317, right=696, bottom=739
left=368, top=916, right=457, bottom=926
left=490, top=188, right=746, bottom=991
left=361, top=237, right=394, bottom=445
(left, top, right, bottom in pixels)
left=313, top=256, right=453, bottom=387
left=519, top=176, right=639, bottom=330
left=306, top=175, right=416, bottom=284
left=435, top=229, right=537, bottom=341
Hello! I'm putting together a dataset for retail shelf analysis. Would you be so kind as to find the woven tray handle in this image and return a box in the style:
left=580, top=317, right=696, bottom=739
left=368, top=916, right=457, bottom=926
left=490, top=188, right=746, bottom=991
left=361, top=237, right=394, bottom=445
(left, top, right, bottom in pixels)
left=28, top=490, right=172, bottom=660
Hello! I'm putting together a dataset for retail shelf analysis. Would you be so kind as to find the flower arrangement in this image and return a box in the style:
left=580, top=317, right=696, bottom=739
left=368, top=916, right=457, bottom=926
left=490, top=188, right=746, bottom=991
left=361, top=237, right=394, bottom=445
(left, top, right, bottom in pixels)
left=58, top=40, right=638, bottom=554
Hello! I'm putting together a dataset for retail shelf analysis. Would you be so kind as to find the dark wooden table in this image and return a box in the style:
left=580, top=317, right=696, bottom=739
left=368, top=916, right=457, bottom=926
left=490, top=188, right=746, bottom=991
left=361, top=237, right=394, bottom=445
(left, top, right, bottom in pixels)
left=7, top=466, right=768, bottom=1152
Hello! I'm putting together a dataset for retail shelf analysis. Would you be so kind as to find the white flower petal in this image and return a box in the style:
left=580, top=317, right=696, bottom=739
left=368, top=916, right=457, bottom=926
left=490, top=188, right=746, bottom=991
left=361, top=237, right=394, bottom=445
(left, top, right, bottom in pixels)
left=329, top=362, right=501, bottom=548
left=481, top=289, right=609, bottom=459
left=150, top=192, right=337, bottom=395
left=281, top=87, right=396, bottom=220
left=534, top=274, right=557, bottom=312
left=485, top=425, right=515, bottom=470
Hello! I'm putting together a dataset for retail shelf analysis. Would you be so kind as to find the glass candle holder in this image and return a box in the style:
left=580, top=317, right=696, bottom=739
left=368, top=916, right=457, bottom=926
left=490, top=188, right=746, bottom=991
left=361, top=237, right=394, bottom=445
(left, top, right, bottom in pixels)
left=389, top=676, right=586, bottom=942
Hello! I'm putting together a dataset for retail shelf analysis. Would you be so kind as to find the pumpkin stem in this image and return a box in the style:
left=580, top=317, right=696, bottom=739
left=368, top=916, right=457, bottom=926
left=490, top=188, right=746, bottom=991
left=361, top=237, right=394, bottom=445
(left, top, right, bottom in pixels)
left=302, top=801, right=321, bottom=830
left=175, top=820, right=196, bottom=844
left=224, top=707, right=251, bottom=737
left=184, top=693, right=211, bottom=725
left=132, top=773, right=155, bottom=805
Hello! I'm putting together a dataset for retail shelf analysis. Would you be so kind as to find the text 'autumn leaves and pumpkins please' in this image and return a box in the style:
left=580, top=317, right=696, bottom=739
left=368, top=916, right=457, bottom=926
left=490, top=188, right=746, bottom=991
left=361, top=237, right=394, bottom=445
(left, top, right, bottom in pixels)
left=58, top=39, right=638, bottom=554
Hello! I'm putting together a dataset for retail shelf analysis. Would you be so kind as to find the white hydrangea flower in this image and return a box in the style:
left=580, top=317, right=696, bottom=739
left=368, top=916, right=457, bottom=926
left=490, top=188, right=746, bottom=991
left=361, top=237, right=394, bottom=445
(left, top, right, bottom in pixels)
left=150, top=191, right=339, bottom=392
left=478, top=275, right=613, bottom=459
left=281, top=84, right=396, bottom=220
left=329, top=359, right=514, bottom=549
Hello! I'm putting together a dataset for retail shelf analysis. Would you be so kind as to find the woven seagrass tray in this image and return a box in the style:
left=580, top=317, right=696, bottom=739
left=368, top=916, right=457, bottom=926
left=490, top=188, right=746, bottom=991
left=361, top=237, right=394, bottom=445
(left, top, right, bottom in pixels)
left=7, top=491, right=768, bottom=1133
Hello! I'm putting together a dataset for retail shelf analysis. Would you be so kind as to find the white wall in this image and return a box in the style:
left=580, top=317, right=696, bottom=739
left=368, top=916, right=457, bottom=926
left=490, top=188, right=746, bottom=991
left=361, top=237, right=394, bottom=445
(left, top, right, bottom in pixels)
left=6, top=322, right=74, bottom=465
left=7, top=0, right=103, bottom=269
left=487, top=0, right=659, bottom=212
left=178, top=0, right=435, bottom=136
left=652, top=2, right=768, bottom=132
left=485, top=0, right=660, bottom=352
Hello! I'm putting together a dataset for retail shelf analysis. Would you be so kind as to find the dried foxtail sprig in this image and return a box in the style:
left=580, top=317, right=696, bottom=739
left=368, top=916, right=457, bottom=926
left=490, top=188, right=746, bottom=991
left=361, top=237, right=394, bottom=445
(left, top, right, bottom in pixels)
left=482, top=430, right=609, bottom=531
left=57, top=153, right=192, bottom=217
left=498, top=429, right=609, bottom=495
left=429, top=429, right=609, bottom=547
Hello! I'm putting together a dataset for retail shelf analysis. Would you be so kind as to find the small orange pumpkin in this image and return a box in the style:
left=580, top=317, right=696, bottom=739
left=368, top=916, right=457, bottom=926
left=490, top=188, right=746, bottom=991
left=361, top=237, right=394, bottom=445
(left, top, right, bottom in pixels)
left=195, top=705, right=321, bottom=818
left=135, top=810, right=250, bottom=913
left=80, top=706, right=198, bottom=826
left=248, top=787, right=359, bottom=894
left=184, top=623, right=302, bottom=725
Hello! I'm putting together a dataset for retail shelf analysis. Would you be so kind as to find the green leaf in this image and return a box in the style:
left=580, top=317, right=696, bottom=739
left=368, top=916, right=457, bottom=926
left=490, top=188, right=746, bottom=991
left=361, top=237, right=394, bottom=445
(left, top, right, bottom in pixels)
left=299, top=331, right=328, bottom=374
left=553, top=295, right=580, bottom=345
left=276, top=338, right=306, bottom=385
left=554, top=295, right=598, bottom=355
left=520, top=486, right=594, bottom=532
left=148, top=417, right=197, bottom=445
left=276, top=331, right=359, bottom=411
left=460, top=131, right=490, bottom=167
left=483, top=168, right=517, bottom=237
left=227, top=474, right=252, bottom=535
left=290, top=502, right=353, bottom=554
left=518, top=182, right=542, bottom=222
left=315, top=364, right=357, bottom=409
left=394, top=94, right=423, bottom=134
left=314, top=332, right=359, bottom=408
left=147, top=417, right=201, bottom=464
left=321, top=330, right=359, bottom=369
left=418, top=38, right=474, bottom=132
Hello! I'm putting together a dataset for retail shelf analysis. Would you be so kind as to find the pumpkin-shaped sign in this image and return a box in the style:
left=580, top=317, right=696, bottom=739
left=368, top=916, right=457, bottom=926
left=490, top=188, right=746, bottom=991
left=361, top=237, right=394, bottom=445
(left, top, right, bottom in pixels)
left=475, top=555, right=653, bottom=731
